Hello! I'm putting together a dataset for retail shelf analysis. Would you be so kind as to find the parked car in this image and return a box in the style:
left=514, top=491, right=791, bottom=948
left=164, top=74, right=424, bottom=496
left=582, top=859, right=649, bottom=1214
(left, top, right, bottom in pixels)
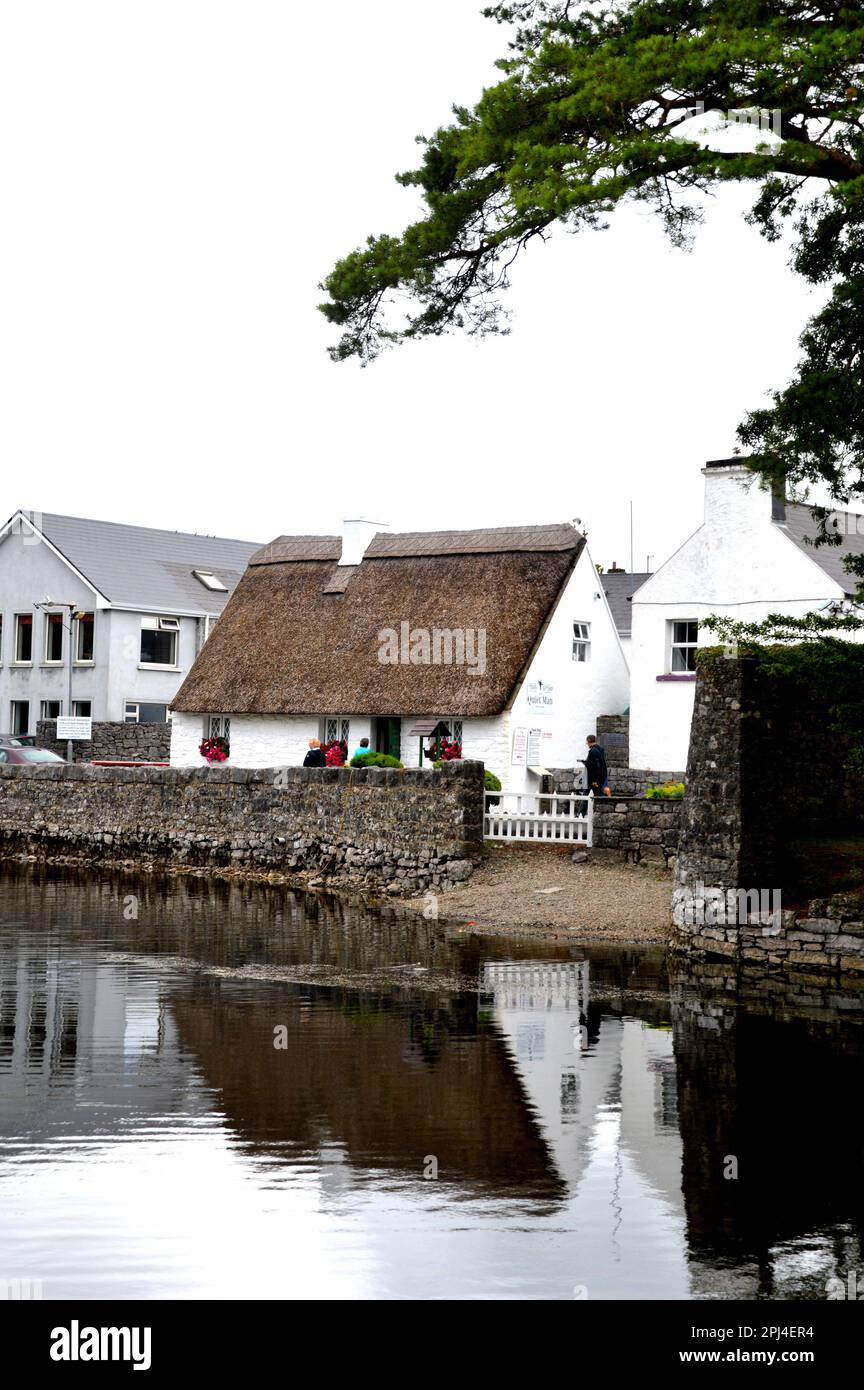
left=0, top=747, right=69, bottom=765
left=0, top=733, right=37, bottom=748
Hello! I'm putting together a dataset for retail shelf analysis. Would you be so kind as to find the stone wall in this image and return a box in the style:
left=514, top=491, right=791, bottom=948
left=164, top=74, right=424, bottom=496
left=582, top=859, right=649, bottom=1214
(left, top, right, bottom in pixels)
left=36, top=720, right=170, bottom=764
left=0, top=760, right=485, bottom=893
left=592, top=796, right=681, bottom=869
left=596, top=713, right=629, bottom=767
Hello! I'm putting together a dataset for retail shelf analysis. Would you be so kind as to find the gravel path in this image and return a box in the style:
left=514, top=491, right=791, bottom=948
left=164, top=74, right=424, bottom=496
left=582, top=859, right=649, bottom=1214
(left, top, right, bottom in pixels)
left=400, top=845, right=673, bottom=944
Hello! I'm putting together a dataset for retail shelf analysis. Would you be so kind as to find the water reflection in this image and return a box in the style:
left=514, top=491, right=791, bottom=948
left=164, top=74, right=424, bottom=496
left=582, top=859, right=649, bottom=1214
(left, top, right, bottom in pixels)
left=0, top=864, right=862, bottom=1299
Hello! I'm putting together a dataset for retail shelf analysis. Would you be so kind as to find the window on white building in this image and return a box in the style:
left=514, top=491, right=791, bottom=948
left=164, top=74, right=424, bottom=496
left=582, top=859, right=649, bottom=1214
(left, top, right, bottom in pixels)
left=44, top=612, right=63, bottom=663
left=125, top=701, right=169, bottom=724
left=75, top=612, right=94, bottom=662
left=40, top=700, right=62, bottom=719
left=669, top=620, right=699, bottom=673
left=207, top=715, right=231, bottom=740
left=72, top=700, right=92, bottom=718
left=11, top=700, right=30, bottom=735
left=140, top=616, right=179, bottom=666
left=14, top=614, right=33, bottom=663
left=572, top=621, right=591, bottom=662
left=322, top=717, right=350, bottom=746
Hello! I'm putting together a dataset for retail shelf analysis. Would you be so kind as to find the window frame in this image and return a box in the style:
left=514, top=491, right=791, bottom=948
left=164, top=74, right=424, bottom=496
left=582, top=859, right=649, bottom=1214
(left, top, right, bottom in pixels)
left=75, top=611, right=95, bottom=664
left=139, top=615, right=180, bottom=668
left=572, top=620, right=591, bottom=663
left=10, top=699, right=31, bottom=735
left=14, top=613, right=33, bottom=664
left=207, top=715, right=231, bottom=740
left=668, top=619, right=699, bottom=674
left=322, top=717, right=350, bottom=747
left=40, top=699, right=63, bottom=720
left=72, top=700, right=92, bottom=718
left=44, top=611, right=64, bottom=664
left=125, top=701, right=169, bottom=725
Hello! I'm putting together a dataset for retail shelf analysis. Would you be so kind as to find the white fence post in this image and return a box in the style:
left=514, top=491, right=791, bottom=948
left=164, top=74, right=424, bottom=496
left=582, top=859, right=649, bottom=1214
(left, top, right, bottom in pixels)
left=483, top=788, right=593, bottom=846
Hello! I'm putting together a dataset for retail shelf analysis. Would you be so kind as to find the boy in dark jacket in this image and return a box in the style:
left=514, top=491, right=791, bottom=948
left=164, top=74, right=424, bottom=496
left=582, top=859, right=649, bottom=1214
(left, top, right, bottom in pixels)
left=583, top=735, right=610, bottom=796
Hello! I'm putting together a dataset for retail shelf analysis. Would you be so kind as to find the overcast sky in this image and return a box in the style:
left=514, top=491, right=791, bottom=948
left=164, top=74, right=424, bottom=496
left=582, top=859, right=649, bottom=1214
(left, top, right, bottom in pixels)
left=0, top=1, right=826, bottom=572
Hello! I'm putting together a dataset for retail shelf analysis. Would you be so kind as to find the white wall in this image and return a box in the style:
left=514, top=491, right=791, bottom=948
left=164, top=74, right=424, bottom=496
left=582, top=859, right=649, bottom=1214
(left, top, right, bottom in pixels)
left=170, top=712, right=320, bottom=767
left=629, top=466, right=849, bottom=770
left=504, top=544, right=630, bottom=792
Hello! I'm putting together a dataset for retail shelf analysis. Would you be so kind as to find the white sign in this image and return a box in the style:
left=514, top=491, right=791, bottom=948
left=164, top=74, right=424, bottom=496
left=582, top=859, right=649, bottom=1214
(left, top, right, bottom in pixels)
left=56, top=716, right=92, bottom=741
left=527, top=728, right=542, bottom=764
left=511, top=727, right=528, bottom=766
left=525, top=680, right=554, bottom=715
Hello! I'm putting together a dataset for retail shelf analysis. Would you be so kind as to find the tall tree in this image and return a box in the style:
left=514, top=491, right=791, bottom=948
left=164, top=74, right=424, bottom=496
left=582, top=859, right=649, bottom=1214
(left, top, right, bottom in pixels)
left=320, top=0, right=864, bottom=563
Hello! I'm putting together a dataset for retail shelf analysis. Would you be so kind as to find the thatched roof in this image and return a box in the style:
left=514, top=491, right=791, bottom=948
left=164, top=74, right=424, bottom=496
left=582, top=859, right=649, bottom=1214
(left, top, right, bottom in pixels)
left=172, top=524, right=584, bottom=717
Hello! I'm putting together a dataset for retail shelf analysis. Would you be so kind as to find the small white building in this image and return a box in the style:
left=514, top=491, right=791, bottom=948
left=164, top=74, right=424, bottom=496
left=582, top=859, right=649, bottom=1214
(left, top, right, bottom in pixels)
left=170, top=521, right=631, bottom=792
left=629, top=459, right=864, bottom=771
left=0, top=509, right=259, bottom=733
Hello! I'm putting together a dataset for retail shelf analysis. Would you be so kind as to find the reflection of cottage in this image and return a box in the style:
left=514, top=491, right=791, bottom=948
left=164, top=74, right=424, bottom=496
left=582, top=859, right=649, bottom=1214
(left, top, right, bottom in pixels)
left=629, top=460, right=864, bottom=770
left=169, top=522, right=630, bottom=792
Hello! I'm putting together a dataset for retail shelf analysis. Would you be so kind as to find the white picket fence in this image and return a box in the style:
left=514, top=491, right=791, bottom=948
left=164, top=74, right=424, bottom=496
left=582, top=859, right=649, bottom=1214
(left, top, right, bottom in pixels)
left=483, top=790, right=594, bottom=845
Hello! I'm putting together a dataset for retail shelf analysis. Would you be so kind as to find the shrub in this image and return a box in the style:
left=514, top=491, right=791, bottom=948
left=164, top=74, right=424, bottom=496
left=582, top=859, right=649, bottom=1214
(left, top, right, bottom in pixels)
left=484, top=770, right=502, bottom=792
left=645, top=781, right=685, bottom=800
left=349, top=752, right=403, bottom=768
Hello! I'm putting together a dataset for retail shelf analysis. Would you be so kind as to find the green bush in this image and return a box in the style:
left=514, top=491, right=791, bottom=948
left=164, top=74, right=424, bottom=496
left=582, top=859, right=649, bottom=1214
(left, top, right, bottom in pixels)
left=349, top=752, right=403, bottom=768
left=645, top=781, right=685, bottom=800
left=484, top=770, right=502, bottom=792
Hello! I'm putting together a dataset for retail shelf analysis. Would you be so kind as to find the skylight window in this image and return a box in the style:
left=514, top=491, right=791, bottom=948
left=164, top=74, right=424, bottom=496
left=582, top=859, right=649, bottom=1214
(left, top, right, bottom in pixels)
left=193, top=570, right=228, bottom=592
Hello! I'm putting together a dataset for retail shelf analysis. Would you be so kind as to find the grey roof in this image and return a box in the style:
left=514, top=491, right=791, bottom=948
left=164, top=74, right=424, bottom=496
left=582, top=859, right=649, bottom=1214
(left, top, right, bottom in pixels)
left=364, top=524, right=581, bottom=558
left=602, top=570, right=652, bottom=636
left=777, top=502, right=864, bottom=596
left=15, top=511, right=261, bottom=613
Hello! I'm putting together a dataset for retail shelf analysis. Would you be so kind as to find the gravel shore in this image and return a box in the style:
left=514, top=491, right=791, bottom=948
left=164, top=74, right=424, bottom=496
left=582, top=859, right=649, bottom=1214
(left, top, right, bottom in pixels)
left=400, top=844, right=673, bottom=944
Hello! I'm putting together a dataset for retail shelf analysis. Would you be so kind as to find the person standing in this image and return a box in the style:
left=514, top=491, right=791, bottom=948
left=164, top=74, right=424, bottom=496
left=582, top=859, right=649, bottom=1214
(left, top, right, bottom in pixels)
left=303, top=738, right=326, bottom=767
left=583, top=734, right=610, bottom=797
left=350, top=737, right=371, bottom=761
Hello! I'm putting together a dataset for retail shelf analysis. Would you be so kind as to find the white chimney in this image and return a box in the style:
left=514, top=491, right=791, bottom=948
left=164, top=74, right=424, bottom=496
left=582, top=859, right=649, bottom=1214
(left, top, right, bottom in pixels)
left=339, top=518, right=388, bottom=566
left=702, top=458, right=776, bottom=531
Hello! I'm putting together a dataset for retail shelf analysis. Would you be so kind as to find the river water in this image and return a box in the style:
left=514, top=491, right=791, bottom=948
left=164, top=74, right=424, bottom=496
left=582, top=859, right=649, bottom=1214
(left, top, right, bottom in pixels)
left=0, top=864, right=861, bottom=1301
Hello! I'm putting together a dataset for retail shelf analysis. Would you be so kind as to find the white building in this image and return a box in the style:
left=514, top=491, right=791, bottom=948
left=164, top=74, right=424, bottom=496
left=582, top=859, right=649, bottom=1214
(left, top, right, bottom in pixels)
left=0, top=510, right=259, bottom=733
left=629, top=459, right=864, bottom=771
left=169, top=521, right=631, bottom=791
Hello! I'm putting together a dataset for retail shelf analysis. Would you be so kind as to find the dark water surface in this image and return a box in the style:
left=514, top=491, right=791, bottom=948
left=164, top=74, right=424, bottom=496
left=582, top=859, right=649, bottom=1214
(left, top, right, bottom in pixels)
left=1, top=864, right=862, bottom=1300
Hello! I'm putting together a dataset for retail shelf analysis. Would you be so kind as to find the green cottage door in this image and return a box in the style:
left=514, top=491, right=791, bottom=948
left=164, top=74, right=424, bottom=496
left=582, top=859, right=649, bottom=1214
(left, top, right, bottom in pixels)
left=375, top=717, right=401, bottom=760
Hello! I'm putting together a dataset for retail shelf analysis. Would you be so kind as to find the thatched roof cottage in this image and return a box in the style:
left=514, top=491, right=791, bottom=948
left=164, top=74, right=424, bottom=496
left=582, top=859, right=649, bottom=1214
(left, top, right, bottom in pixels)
left=169, top=520, right=630, bottom=791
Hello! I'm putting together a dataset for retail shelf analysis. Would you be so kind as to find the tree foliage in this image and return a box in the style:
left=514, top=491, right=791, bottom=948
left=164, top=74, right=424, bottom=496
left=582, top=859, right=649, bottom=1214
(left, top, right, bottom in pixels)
left=320, top=0, right=864, bottom=520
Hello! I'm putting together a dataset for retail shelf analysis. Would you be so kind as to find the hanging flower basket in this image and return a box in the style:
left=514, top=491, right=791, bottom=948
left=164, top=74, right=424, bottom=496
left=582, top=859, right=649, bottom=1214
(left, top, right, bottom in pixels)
left=323, top=738, right=348, bottom=766
left=199, top=736, right=230, bottom=763
left=425, top=737, right=462, bottom=763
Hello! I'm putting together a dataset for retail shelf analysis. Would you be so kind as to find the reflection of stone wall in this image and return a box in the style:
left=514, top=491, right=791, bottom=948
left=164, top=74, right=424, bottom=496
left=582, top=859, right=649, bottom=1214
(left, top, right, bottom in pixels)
left=0, top=760, right=484, bottom=892
left=671, top=961, right=864, bottom=1292
left=35, top=720, right=170, bottom=763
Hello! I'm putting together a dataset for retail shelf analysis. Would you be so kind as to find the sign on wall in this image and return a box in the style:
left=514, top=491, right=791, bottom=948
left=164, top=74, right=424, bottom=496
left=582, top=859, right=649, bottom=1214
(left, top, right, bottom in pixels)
left=511, top=728, right=528, bottom=766
left=525, top=680, right=554, bottom=715
left=56, top=717, right=92, bottom=741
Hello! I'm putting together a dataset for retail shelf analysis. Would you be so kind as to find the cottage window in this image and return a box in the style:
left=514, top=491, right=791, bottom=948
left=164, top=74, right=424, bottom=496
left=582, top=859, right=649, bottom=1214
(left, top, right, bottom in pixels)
left=45, top=612, right=63, bottom=663
left=14, top=613, right=33, bottom=663
left=75, top=612, right=94, bottom=662
left=207, top=715, right=231, bottom=740
left=140, top=616, right=179, bottom=666
left=40, top=700, right=62, bottom=720
left=323, top=717, right=350, bottom=746
left=572, top=621, right=591, bottom=662
left=669, top=620, right=698, bottom=673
